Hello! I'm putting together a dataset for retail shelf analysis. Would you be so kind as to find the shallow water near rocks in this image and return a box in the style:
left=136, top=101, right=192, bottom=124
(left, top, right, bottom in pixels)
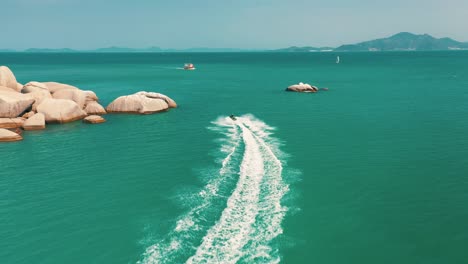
left=1, top=52, right=468, bottom=264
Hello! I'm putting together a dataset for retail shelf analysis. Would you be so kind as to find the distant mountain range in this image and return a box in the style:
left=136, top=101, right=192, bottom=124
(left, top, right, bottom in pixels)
left=334, top=32, right=468, bottom=51
left=1, top=47, right=255, bottom=53
left=93, top=47, right=163, bottom=53
left=1, top=33, right=467, bottom=53
left=274, top=33, right=468, bottom=52
left=271, top=46, right=335, bottom=52
left=24, top=48, right=77, bottom=53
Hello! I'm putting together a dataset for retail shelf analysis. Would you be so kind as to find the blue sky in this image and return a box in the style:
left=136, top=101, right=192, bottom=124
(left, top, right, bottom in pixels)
left=3, top=0, right=468, bottom=49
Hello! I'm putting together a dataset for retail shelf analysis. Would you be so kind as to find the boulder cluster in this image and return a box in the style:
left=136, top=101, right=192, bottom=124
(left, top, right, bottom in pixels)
left=0, top=66, right=177, bottom=142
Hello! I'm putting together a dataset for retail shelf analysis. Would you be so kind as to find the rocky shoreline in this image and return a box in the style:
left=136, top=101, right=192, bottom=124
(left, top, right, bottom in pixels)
left=0, top=66, right=177, bottom=142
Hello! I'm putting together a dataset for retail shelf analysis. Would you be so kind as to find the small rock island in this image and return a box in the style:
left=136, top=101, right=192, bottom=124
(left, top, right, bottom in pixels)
left=286, top=82, right=319, bottom=93
left=0, top=66, right=177, bottom=142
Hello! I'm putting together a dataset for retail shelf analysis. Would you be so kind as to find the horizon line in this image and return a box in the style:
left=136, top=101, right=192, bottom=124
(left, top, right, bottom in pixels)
left=2, top=32, right=468, bottom=52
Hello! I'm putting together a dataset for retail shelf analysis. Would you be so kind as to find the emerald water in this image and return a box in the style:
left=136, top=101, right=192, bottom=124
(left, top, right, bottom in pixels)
left=1, top=52, right=468, bottom=264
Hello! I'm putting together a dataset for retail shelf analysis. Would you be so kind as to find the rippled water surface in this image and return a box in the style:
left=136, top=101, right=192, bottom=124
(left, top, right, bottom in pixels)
left=1, top=52, right=468, bottom=264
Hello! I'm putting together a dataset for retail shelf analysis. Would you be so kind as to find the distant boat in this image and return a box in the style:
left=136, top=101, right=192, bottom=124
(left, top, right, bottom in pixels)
left=184, top=63, right=195, bottom=70
left=336, top=56, right=340, bottom=64
left=229, top=114, right=237, bottom=121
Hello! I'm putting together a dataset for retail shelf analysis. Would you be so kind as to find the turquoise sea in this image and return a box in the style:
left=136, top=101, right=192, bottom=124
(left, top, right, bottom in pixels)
left=1, top=52, right=468, bottom=264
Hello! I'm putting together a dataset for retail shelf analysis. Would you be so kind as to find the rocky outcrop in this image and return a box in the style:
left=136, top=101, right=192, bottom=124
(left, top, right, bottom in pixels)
left=106, top=92, right=176, bottom=114
left=36, top=98, right=86, bottom=123
left=0, top=67, right=126, bottom=143
left=22, top=81, right=52, bottom=110
left=43, top=82, right=79, bottom=94
left=0, top=118, right=25, bottom=129
left=84, top=101, right=107, bottom=115
left=0, top=89, right=35, bottom=118
left=52, top=89, right=87, bottom=109
left=0, top=66, right=19, bottom=91
left=83, top=115, right=106, bottom=124
left=22, top=113, right=46, bottom=130
left=0, top=128, right=22, bottom=142
left=136, top=91, right=177, bottom=108
left=286, top=82, right=318, bottom=93
left=1, top=64, right=178, bottom=143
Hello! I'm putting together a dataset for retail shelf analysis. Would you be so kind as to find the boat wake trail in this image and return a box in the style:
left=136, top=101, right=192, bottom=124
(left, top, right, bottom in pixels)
left=139, top=115, right=291, bottom=264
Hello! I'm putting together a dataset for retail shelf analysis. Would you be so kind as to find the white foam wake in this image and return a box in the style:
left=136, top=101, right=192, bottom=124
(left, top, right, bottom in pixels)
left=186, top=123, right=265, bottom=263
left=138, top=115, right=289, bottom=264
left=139, top=118, right=240, bottom=264
left=187, top=115, right=288, bottom=263
left=238, top=117, right=289, bottom=263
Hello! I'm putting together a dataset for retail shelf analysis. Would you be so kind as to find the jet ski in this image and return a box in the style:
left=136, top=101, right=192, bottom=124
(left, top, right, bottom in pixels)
left=229, top=114, right=237, bottom=121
